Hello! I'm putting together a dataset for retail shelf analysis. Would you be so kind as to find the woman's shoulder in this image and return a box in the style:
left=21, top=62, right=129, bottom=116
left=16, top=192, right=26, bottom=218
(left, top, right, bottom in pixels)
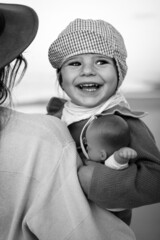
left=7, top=108, right=73, bottom=146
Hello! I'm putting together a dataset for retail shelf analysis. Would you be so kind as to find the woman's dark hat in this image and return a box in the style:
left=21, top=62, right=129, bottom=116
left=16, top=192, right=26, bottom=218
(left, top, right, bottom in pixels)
left=0, top=3, right=38, bottom=69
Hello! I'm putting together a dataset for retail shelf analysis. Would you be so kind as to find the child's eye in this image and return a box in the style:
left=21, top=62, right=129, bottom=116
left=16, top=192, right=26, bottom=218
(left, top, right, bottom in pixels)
left=68, top=61, right=81, bottom=66
left=96, top=60, right=109, bottom=65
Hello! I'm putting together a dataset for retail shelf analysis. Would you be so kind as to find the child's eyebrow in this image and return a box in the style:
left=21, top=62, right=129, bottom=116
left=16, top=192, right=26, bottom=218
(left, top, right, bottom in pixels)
left=68, top=58, right=80, bottom=61
left=95, top=55, right=111, bottom=60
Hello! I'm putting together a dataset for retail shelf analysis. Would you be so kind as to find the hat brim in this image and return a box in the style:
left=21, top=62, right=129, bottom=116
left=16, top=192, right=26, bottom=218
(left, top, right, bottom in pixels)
left=0, top=3, right=38, bottom=69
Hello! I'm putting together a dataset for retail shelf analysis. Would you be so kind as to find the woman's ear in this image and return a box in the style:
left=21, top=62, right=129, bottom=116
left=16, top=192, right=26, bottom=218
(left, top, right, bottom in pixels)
left=100, top=150, right=107, bottom=161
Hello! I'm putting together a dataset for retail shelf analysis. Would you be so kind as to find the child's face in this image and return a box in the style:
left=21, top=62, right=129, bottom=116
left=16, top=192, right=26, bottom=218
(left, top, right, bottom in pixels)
left=60, top=54, right=118, bottom=108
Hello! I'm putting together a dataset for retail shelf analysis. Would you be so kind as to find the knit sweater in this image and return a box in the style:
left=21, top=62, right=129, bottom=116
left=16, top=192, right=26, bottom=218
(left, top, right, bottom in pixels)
left=47, top=97, right=160, bottom=225
left=0, top=107, right=136, bottom=239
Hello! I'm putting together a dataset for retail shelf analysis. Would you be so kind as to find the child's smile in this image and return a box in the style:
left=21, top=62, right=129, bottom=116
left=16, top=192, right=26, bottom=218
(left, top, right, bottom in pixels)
left=76, top=82, right=102, bottom=92
left=61, top=53, right=118, bottom=108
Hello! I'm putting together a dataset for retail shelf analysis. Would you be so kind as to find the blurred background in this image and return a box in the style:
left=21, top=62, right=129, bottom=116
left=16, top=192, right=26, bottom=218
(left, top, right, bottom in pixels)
left=3, top=0, right=160, bottom=239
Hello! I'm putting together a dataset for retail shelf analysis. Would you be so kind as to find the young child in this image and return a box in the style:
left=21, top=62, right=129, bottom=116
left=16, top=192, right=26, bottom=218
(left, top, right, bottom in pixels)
left=47, top=18, right=160, bottom=226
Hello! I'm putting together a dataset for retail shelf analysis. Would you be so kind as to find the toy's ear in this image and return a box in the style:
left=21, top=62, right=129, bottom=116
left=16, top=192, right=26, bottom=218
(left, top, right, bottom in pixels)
left=100, top=150, right=107, bottom=161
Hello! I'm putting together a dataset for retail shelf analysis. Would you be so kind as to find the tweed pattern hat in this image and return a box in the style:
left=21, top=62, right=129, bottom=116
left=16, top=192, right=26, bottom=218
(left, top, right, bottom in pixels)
left=48, top=18, right=128, bottom=86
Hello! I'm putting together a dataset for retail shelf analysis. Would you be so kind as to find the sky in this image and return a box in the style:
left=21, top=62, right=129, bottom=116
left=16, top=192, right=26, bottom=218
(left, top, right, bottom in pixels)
left=2, top=0, right=160, bottom=106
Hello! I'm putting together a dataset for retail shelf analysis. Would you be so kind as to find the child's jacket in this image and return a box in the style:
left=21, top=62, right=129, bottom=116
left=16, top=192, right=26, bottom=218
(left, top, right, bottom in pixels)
left=47, top=97, right=160, bottom=225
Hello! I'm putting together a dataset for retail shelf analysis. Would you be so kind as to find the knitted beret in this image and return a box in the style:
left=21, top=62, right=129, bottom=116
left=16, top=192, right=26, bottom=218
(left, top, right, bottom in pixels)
left=48, top=18, right=128, bottom=86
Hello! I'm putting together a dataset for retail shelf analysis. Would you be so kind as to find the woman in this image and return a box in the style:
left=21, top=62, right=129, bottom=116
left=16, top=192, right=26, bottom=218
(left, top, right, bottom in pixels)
left=0, top=4, right=136, bottom=240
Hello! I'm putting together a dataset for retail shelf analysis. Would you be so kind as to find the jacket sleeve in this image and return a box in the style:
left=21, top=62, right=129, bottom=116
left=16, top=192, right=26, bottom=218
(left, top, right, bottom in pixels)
left=46, top=97, right=66, bottom=118
left=87, top=117, right=160, bottom=209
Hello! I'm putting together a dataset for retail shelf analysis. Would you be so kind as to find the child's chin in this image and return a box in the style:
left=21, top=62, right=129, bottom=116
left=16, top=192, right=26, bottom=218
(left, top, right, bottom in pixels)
left=81, top=101, right=101, bottom=108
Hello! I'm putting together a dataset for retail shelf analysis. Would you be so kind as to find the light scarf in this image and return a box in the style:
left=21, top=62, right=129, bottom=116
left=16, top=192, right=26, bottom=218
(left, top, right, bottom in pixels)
left=61, top=91, right=130, bottom=126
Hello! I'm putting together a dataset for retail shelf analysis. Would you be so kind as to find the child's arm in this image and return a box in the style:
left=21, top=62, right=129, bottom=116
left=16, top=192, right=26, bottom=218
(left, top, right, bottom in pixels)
left=105, top=147, right=137, bottom=170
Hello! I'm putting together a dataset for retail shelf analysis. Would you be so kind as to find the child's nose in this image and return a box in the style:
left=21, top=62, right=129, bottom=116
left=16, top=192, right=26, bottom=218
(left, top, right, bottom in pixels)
left=80, top=63, right=96, bottom=76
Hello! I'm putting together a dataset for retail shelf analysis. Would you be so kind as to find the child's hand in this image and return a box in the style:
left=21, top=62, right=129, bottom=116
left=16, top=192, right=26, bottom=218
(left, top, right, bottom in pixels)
left=114, top=147, right=137, bottom=164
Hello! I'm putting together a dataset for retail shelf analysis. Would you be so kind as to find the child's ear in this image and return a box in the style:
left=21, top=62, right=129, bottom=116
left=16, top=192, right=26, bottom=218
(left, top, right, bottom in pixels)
left=100, top=150, right=107, bottom=161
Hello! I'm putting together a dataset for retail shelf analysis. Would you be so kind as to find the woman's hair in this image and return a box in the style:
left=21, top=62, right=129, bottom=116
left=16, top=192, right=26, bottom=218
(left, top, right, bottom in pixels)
left=0, top=54, right=27, bottom=129
left=0, top=54, right=27, bottom=106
